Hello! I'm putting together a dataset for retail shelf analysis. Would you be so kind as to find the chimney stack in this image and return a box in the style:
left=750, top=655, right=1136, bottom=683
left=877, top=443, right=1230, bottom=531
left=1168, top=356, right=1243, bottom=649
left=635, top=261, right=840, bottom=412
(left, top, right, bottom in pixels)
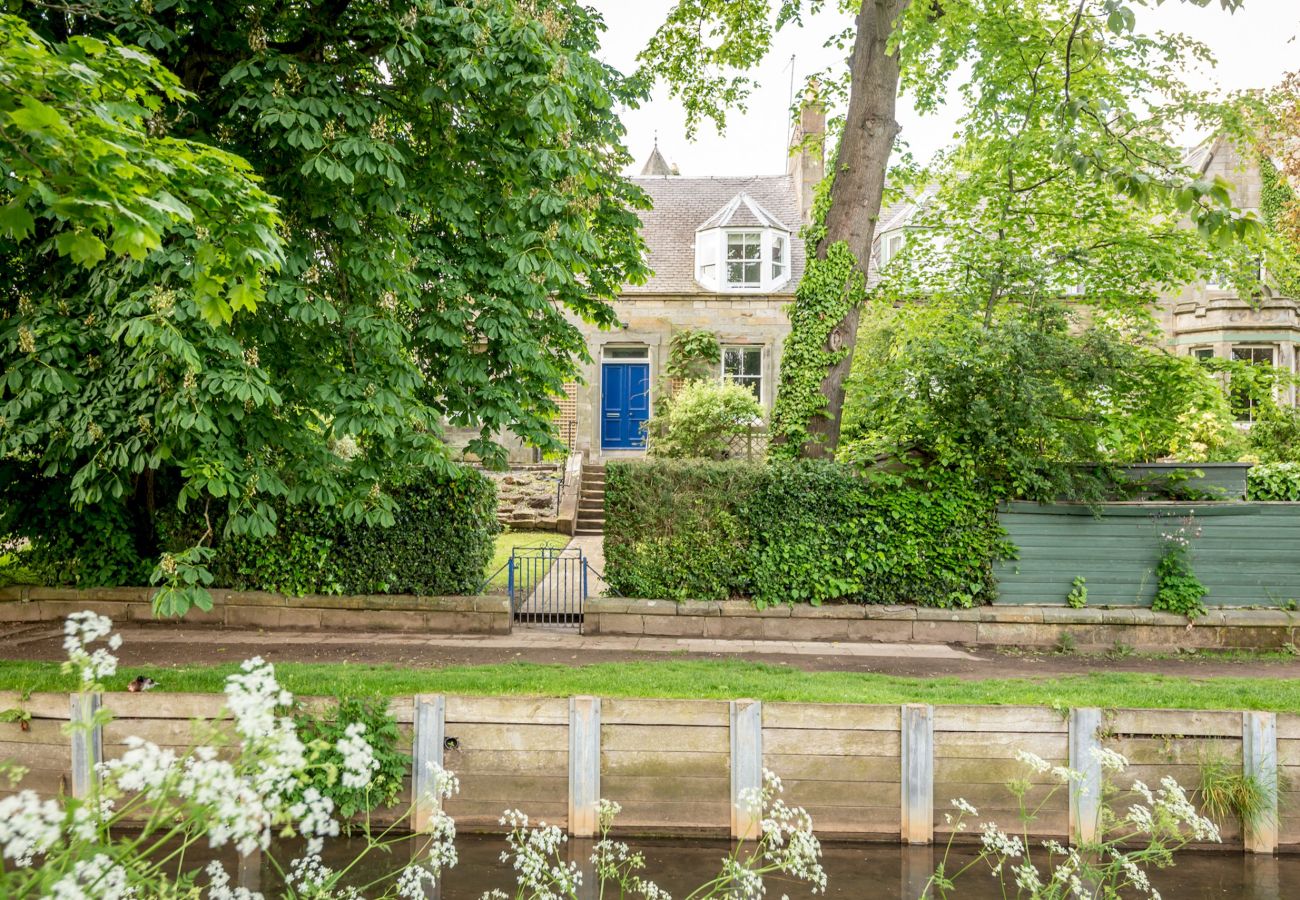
left=787, top=87, right=826, bottom=224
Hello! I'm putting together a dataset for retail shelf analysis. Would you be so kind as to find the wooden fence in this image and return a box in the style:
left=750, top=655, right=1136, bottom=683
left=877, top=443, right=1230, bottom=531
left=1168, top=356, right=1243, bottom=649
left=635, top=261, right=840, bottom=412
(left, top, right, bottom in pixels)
left=1, top=692, right=1293, bottom=852
left=995, top=501, right=1300, bottom=607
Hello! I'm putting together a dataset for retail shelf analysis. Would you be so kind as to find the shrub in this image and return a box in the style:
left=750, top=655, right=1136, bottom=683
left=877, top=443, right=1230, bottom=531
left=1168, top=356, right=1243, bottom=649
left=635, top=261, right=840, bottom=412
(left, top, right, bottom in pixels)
left=1247, top=462, right=1300, bottom=501
left=604, top=458, right=1008, bottom=608
left=646, top=380, right=764, bottom=460
left=603, top=459, right=763, bottom=601
left=205, top=469, right=499, bottom=595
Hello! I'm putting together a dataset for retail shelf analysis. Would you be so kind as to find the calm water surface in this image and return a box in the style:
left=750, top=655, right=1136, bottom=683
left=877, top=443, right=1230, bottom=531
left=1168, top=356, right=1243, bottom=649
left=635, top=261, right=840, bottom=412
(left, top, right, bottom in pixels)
left=251, top=834, right=1300, bottom=899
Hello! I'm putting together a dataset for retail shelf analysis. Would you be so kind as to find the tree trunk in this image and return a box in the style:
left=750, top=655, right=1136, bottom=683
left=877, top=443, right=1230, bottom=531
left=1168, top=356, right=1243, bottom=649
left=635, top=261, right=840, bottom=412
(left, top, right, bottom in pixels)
left=798, top=0, right=910, bottom=457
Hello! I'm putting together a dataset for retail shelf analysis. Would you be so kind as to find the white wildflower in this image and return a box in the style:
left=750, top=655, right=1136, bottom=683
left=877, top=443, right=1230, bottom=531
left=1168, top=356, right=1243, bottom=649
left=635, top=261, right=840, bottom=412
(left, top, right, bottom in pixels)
left=48, top=853, right=134, bottom=899
left=0, top=790, right=63, bottom=866
left=337, top=722, right=379, bottom=790
left=206, top=860, right=263, bottom=900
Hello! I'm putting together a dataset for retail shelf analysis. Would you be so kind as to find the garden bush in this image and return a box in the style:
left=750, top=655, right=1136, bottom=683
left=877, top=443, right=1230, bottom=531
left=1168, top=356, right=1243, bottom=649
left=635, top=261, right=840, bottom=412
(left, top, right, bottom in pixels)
left=205, top=469, right=499, bottom=596
left=1247, top=462, right=1300, bottom=501
left=604, top=458, right=1008, bottom=608
left=645, top=379, right=764, bottom=460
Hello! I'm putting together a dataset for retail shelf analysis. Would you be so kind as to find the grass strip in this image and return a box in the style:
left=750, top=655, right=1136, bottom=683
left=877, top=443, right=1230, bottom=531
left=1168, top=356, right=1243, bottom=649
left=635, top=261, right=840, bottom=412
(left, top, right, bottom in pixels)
left=0, top=659, right=1296, bottom=711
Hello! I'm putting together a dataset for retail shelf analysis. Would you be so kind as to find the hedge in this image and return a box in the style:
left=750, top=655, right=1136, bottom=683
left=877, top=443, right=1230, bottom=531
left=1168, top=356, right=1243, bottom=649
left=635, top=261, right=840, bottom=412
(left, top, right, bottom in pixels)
left=207, top=470, right=499, bottom=596
left=604, top=459, right=1009, bottom=608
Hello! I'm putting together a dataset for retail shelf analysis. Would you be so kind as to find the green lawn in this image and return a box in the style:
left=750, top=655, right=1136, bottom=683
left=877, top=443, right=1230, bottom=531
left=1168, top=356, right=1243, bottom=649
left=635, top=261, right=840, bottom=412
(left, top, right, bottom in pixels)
left=482, top=530, right=570, bottom=590
left=1, top=659, right=1297, bottom=711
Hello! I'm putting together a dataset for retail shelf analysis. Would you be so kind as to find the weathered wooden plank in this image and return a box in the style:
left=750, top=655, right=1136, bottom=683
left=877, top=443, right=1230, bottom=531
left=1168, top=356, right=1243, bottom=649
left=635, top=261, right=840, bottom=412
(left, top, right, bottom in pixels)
left=780, top=779, right=900, bottom=808
left=449, top=773, right=567, bottom=802
left=934, top=707, right=1067, bottom=734
left=764, top=729, right=899, bottom=758
left=440, top=749, right=570, bottom=773
left=933, top=758, right=1065, bottom=786
left=1109, top=709, right=1243, bottom=738
left=601, top=750, right=728, bottom=778
left=600, top=698, right=729, bottom=727
left=102, top=692, right=228, bottom=720
left=0, top=692, right=70, bottom=719
left=443, top=799, right=567, bottom=824
left=446, top=696, right=569, bottom=725
left=934, top=732, right=1067, bottom=760
left=0, top=767, right=66, bottom=797
left=593, top=799, right=728, bottom=829
left=441, top=723, right=569, bottom=753
left=1104, top=735, right=1241, bottom=766
left=598, top=775, right=732, bottom=803
left=601, top=725, right=728, bottom=754
left=763, top=703, right=900, bottom=732
left=764, top=753, right=900, bottom=783
left=102, top=718, right=233, bottom=749
left=0, top=719, right=72, bottom=744
left=1278, top=739, right=1300, bottom=766
left=1276, top=716, right=1300, bottom=742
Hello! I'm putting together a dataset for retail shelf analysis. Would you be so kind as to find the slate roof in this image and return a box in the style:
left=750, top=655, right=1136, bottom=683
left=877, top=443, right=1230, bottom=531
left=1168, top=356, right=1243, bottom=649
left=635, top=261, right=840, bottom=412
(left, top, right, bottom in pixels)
left=697, top=192, right=791, bottom=231
left=626, top=174, right=806, bottom=295
left=640, top=144, right=674, bottom=177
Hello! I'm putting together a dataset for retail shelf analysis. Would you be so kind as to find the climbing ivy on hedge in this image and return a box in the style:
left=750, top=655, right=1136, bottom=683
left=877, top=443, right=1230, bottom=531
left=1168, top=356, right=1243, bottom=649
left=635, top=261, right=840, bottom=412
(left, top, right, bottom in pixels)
left=604, top=459, right=1009, bottom=608
left=1257, top=154, right=1300, bottom=298
left=769, top=243, right=866, bottom=459
left=194, top=469, right=499, bottom=596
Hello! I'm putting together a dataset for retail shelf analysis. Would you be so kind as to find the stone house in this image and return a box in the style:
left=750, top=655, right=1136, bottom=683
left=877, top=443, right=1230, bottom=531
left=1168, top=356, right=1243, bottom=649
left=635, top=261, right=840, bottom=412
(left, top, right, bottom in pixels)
left=554, top=105, right=827, bottom=458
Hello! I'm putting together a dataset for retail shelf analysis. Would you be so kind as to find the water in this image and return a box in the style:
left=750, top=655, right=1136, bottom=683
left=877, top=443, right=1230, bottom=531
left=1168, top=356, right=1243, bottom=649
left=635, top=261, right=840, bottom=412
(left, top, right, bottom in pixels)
left=248, top=834, right=1299, bottom=898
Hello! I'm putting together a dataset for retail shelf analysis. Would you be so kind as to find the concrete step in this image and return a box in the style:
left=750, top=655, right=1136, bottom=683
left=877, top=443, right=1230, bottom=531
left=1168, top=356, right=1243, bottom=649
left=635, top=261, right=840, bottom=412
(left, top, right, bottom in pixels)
left=574, top=528, right=604, bottom=535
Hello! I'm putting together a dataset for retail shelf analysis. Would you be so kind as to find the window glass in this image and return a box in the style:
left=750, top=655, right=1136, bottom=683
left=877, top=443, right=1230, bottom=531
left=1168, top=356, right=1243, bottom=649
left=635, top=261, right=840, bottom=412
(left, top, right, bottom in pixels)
left=726, top=232, right=761, bottom=286
left=1231, top=345, right=1276, bottom=422
left=604, top=346, right=650, bottom=360
left=1192, top=347, right=1215, bottom=362
left=771, top=235, right=786, bottom=280
left=722, top=345, right=763, bottom=401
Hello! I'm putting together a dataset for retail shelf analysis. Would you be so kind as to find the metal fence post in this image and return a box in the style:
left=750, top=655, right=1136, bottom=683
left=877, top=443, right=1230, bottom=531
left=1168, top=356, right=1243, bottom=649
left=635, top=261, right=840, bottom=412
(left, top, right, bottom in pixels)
left=900, top=704, right=934, bottom=845
left=412, top=694, right=446, bottom=833
left=69, top=692, right=102, bottom=800
left=569, top=696, right=601, bottom=837
left=730, top=699, right=763, bottom=841
left=1069, top=708, right=1103, bottom=846
left=1243, top=711, right=1278, bottom=854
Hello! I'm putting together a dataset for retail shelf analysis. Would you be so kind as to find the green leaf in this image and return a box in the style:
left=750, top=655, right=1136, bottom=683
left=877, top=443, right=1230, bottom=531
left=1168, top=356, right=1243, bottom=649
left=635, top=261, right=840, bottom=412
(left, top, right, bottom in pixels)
left=54, top=230, right=107, bottom=267
left=0, top=202, right=35, bottom=240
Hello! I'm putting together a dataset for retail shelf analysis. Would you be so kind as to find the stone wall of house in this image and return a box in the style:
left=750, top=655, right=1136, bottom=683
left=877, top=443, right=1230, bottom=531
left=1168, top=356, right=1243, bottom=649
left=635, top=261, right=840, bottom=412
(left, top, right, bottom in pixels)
left=567, top=294, right=793, bottom=455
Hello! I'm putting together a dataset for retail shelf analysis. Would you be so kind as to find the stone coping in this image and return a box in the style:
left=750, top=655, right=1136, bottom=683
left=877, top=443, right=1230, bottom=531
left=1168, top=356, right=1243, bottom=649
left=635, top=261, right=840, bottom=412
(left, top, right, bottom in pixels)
left=0, top=586, right=511, bottom=634
left=583, top=599, right=1299, bottom=650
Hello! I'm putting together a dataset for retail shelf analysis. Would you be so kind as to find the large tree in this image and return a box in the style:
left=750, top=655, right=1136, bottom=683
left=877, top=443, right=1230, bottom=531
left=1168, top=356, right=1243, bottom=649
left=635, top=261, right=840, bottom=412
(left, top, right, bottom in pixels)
left=3, top=2, right=649, bottom=612
left=641, top=0, right=1249, bottom=457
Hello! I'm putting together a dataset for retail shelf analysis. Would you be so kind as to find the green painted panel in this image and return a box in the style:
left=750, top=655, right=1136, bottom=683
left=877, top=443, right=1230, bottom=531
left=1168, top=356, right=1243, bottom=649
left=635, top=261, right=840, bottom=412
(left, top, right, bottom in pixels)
left=994, top=501, right=1300, bottom=608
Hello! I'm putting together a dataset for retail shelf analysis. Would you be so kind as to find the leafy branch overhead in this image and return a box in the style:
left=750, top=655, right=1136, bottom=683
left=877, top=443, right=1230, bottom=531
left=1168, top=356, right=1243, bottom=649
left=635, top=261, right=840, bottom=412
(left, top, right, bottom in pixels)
left=2, top=2, right=650, bottom=615
left=0, top=18, right=283, bottom=325
left=642, top=0, right=1260, bottom=456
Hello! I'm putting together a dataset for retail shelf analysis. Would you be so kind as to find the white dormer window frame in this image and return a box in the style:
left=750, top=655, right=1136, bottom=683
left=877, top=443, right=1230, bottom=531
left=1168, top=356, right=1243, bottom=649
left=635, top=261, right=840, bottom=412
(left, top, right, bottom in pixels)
left=696, top=227, right=792, bottom=293
left=879, top=229, right=906, bottom=268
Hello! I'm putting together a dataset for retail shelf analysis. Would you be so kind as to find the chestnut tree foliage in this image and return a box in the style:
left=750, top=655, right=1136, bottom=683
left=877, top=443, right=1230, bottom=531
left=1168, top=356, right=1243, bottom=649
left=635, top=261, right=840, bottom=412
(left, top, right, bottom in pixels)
left=1, top=2, right=649, bottom=613
left=639, top=0, right=1250, bottom=457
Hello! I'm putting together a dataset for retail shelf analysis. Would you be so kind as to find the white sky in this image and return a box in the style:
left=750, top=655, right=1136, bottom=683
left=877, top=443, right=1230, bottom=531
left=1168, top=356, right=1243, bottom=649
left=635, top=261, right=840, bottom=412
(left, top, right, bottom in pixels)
left=589, top=0, right=1300, bottom=177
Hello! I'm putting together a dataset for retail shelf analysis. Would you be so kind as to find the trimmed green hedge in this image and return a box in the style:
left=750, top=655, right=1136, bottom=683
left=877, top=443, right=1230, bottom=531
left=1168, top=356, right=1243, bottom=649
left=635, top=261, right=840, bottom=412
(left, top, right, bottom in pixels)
left=208, top=471, right=499, bottom=596
left=604, top=459, right=1008, bottom=608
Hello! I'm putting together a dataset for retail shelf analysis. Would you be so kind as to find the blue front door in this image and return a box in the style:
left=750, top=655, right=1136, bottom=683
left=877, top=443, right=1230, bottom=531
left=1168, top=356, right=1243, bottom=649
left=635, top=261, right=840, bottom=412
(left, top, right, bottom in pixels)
left=601, top=363, right=649, bottom=450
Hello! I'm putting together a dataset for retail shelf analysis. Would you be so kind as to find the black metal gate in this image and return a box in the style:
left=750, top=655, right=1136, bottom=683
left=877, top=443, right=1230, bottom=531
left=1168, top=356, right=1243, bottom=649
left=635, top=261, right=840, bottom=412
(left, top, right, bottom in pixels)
left=509, top=545, right=587, bottom=628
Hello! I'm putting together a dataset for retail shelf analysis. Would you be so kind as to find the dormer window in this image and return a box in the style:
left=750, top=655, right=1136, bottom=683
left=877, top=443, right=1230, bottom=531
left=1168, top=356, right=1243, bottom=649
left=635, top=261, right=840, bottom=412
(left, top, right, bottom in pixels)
left=879, top=229, right=906, bottom=268
left=772, top=235, right=786, bottom=280
left=695, top=193, right=793, bottom=293
left=726, top=232, right=762, bottom=287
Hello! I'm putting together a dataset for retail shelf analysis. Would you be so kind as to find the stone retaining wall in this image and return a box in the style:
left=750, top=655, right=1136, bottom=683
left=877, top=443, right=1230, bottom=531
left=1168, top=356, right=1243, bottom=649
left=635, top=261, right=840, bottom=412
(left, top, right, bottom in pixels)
left=0, top=586, right=511, bottom=634
left=582, top=599, right=1299, bottom=651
